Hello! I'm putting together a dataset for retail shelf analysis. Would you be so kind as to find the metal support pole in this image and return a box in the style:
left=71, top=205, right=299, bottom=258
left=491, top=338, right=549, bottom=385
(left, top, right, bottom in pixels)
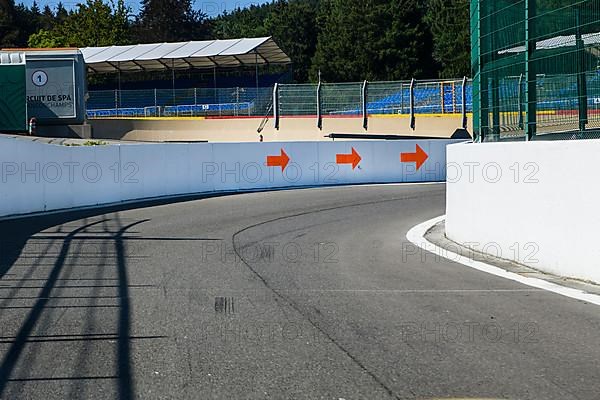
left=362, top=80, right=368, bottom=130
left=525, top=0, right=537, bottom=141
left=400, top=84, right=404, bottom=114
left=492, top=77, right=500, bottom=140
left=117, top=63, right=121, bottom=116
left=213, top=67, right=217, bottom=103
left=410, top=78, right=416, bottom=130
left=273, top=83, right=280, bottom=130
left=255, top=51, right=259, bottom=93
left=480, top=75, right=489, bottom=142
left=154, top=88, right=158, bottom=116
left=462, top=77, right=468, bottom=130
left=236, top=87, right=240, bottom=117
left=475, top=0, right=485, bottom=142
left=171, top=59, right=176, bottom=109
left=576, top=8, right=588, bottom=133
left=317, top=72, right=323, bottom=130
left=441, top=82, right=445, bottom=114
left=452, top=81, right=457, bottom=113
left=518, top=74, right=524, bottom=130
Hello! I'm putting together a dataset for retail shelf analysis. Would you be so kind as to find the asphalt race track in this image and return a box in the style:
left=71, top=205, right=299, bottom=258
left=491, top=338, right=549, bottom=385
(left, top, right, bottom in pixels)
left=0, top=183, right=599, bottom=400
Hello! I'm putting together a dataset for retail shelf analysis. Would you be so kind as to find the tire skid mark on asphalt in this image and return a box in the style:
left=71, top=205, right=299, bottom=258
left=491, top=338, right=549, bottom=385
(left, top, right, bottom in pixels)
left=231, top=193, right=441, bottom=400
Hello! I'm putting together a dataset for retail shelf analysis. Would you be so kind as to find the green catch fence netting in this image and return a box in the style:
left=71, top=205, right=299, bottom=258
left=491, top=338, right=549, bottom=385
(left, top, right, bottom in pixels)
left=472, top=0, right=600, bottom=141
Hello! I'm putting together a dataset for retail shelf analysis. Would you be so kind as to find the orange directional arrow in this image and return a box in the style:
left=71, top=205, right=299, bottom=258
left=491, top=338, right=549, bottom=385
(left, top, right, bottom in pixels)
left=336, top=147, right=362, bottom=170
left=267, top=149, right=290, bottom=171
left=401, top=144, right=428, bottom=170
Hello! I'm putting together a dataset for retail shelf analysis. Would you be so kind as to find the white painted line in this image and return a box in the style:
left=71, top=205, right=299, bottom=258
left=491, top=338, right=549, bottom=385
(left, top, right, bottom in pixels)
left=271, top=289, right=543, bottom=293
left=406, top=215, right=600, bottom=307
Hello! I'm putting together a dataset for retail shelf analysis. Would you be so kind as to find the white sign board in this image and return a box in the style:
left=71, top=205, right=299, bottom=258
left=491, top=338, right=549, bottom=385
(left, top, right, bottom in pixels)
left=26, top=59, right=76, bottom=119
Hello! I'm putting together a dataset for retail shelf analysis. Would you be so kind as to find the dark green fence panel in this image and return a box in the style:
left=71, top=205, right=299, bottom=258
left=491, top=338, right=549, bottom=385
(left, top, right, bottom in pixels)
left=472, top=0, right=600, bottom=141
left=0, top=64, right=27, bottom=132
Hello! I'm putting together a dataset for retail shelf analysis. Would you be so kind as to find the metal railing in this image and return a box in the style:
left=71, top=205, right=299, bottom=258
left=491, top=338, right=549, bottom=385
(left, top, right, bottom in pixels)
left=274, top=79, right=473, bottom=117
left=87, top=87, right=273, bottom=118
left=86, top=79, right=474, bottom=124
left=274, top=78, right=473, bottom=130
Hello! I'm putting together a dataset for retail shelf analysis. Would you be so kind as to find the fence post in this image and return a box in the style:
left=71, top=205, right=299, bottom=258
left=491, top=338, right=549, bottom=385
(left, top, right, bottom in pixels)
left=575, top=8, right=588, bottom=133
left=524, top=0, right=537, bottom=141
left=114, top=89, right=118, bottom=117
left=440, top=82, right=445, bottom=114
left=462, top=77, right=468, bottom=130
left=362, top=80, right=368, bottom=130
left=410, top=78, right=416, bottom=130
left=452, top=81, right=457, bottom=113
left=317, top=80, right=323, bottom=130
left=518, top=74, right=524, bottom=130
left=154, top=88, right=158, bottom=117
left=273, top=83, right=280, bottom=130
left=235, top=87, right=239, bottom=117
left=400, top=84, right=404, bottom=114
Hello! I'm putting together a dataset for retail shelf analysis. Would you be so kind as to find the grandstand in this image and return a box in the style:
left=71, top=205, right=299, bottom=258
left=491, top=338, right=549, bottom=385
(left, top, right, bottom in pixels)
left=81, top=37, right=290, bottom=119
left=75, top=37, right=477, bottom=142
left=79, top=36, right=476, bottom=125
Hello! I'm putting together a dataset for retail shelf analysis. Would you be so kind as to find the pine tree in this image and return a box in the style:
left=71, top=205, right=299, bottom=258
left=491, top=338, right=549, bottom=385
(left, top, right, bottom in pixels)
left=40, top=5, right=56, bottom=31
left=134, top=0, right=210, bottom=42
left=265, top=0, right=319, bottom=82
left=311, top=0, right=435, bottom=81
left=212, top=4, right=271, bottom=39
left=0, top=0, right=20, bottom=47
left=30, top=1, right=40, bottom=15
left=424, top=0, right=470, bottom=78
left=56, top=2, right=69, bottom=23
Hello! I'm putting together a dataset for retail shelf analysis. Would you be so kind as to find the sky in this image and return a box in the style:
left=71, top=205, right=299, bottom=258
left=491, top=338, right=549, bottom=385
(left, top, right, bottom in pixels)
left=18, top=0, right=270, bottom=17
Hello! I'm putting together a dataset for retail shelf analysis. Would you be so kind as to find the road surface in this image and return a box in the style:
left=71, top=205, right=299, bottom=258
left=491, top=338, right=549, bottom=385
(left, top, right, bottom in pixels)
left=0, top=184, right=599, bottom=399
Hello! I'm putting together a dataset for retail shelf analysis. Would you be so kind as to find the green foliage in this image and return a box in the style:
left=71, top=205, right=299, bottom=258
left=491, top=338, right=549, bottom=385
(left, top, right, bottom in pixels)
left=425, top=0, right=471, bottom=78
left=213, top=0, right=319, bottom=82
left=27, top=29, right=66, bottom=48
left=83, top=140, right=108, bottom=146
left=264, top=0, right=319, bottom=82
left=133, top=0, right=210, bottom=42
left=0, top=0, right=20, bottom=47
left=212, top=4, right=272, bottom=38
left=1, top=0, right=473, bottom=83
left=64, top=140, right=108, bottom=146
left=56, top=0, right=131, bottom=47
left=10, top=0, right=130, bottom=48
left=312, top=0, right=436, bottom=81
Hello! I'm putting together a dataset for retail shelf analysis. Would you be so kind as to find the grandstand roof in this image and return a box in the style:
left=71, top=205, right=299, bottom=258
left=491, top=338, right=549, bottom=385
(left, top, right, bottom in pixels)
left=499, top=32, right=600, bottom=55
left=80, top=37, right=291, bottom=74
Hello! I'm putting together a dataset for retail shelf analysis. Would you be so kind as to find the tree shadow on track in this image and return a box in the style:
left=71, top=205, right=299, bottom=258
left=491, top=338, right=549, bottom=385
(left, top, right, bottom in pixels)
left=0, top=197, right=208, bottom=400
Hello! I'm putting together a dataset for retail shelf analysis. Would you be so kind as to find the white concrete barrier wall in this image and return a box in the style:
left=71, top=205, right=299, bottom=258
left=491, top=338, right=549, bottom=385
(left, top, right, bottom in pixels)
left=0, top=136, right=461, bottom=218
left=446, top=139, right=600, bottom=284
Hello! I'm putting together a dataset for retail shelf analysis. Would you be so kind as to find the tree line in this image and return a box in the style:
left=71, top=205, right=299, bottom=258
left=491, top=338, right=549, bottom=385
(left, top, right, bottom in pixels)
left=0, top=0, right=470, bottom=82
